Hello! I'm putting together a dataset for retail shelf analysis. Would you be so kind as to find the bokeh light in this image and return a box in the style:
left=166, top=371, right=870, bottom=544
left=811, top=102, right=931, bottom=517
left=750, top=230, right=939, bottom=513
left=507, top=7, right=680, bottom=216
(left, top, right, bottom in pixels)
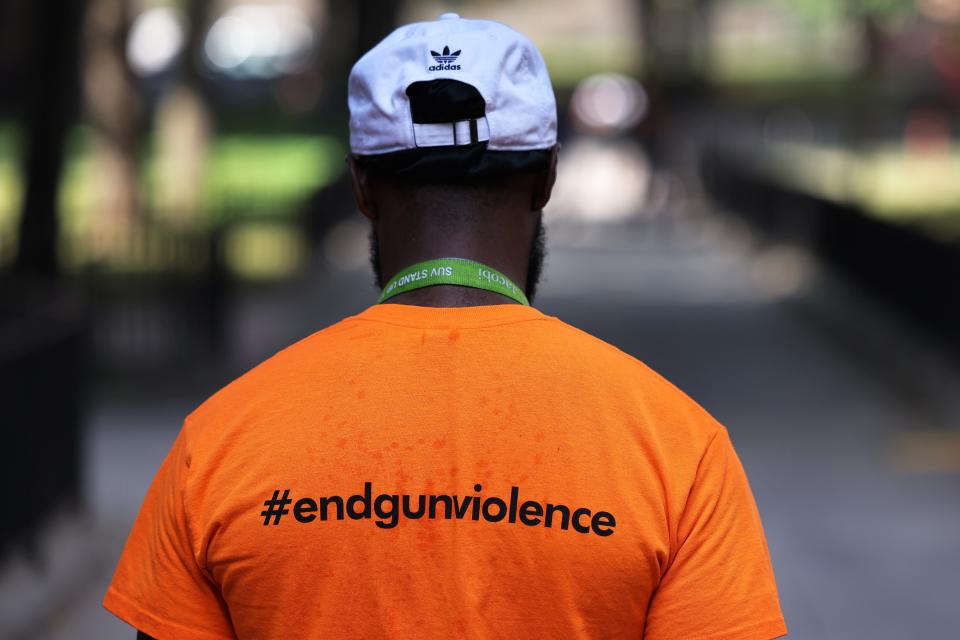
left=127, top=7, right=185, bottom=77
left=570, top=73, right=648, bottom=134
left=204, top=4, right=315, bottom=78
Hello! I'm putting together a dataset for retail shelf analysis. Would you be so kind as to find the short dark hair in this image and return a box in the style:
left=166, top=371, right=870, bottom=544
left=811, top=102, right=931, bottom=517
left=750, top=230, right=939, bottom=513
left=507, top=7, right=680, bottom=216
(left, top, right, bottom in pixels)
left=353, top=146, right=553, bottom=180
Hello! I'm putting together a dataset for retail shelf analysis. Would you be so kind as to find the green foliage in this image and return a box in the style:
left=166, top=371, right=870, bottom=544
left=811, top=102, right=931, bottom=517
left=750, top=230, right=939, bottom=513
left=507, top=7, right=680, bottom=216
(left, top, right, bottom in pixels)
left=0, top=119, right=345, bottom=271
left=855, top=0, right=915, bottom=17
left=738, top=0, right=914, bottom=20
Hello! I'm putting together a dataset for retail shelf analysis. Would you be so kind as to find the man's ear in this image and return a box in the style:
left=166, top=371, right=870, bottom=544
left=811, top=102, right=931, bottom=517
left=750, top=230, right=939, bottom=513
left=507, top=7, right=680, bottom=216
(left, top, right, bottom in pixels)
left=531, top=144, right=559, bottom=211
left=347, top=155, right=378, bottom=220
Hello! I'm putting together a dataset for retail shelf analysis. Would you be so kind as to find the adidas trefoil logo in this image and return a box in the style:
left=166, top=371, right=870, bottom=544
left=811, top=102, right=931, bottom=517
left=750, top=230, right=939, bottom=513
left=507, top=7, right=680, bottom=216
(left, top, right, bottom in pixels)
left=431, top=45, right=460, bottom=63
left=428, top=45, right=461, bottom=71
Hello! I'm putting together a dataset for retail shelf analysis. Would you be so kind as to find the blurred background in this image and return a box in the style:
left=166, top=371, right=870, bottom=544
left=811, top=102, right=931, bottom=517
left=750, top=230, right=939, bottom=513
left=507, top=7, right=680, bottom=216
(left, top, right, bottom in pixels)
left=1, top=0, right=959, bottom=637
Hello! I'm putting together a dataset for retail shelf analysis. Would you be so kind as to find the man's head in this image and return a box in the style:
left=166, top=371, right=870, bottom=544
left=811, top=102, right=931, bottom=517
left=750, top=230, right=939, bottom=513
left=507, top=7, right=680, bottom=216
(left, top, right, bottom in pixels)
left=346, top=14, right=558, bottom=303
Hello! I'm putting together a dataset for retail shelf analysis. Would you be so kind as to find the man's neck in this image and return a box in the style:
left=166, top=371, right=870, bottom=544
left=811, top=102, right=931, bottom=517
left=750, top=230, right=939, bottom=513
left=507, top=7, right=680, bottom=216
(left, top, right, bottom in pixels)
left=372, top=197, right=539, bottom=308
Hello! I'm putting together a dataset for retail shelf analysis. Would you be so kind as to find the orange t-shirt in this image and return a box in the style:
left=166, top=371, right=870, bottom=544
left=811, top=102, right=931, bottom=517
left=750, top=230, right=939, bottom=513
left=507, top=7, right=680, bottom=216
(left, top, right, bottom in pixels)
left=104, top=304, right=787, bottom=639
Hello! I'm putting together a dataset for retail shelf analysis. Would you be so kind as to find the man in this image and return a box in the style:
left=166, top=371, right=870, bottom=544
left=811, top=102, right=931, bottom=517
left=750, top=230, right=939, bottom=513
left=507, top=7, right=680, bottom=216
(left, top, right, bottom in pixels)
left=104, top=13, right=787, bottom=639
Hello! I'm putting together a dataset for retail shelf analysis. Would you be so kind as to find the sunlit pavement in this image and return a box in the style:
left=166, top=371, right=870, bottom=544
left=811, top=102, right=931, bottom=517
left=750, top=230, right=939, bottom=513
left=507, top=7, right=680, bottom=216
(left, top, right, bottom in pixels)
left=23, top=212, right=960, bottom=639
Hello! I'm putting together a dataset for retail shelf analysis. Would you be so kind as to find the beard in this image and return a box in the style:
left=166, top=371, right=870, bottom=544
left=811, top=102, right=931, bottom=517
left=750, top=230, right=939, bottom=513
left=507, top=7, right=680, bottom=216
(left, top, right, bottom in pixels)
left=369, top=224, right=384, bottom=291
left=524, top=215, right=546, bottom=304
left=368, top=214, right=548, bottom=304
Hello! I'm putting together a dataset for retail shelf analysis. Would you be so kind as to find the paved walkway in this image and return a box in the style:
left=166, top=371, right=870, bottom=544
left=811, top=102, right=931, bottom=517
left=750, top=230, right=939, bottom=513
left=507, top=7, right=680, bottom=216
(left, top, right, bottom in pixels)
left=21, top=214, right=960, bottom=639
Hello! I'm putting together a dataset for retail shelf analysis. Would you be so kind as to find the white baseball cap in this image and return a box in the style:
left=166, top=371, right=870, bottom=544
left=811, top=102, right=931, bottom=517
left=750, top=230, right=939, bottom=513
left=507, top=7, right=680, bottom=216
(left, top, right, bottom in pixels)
left=348, top=13, right=558, bottom=177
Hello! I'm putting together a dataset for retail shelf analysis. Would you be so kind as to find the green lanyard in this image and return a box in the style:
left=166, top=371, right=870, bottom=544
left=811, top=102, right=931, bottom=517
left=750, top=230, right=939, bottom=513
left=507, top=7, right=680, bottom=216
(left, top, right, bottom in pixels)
left=378, top=258, right=529, bottom=306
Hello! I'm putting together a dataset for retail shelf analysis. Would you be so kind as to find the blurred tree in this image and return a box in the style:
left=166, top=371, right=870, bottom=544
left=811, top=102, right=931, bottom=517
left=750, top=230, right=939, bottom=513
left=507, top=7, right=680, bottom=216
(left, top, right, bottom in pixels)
left=15, top=0, right=87, bottom=275
left=154, top=0, right=212, bottom=225
left=304, top=0, right=404, bottom=243
left=773, top=0, right=916, bottom=77
left=355, top=0, right=403, bottom=57
left=635, top=0, right=711, bottom=174
left=0, top=0, right=30, bottom=106
left=320, top=0, right=404, bottom=141
left=82, top=0, right=144, bottom=253
left=846, top=0, right=912, bottom=78
left=638, top=0, right=711, bottom=85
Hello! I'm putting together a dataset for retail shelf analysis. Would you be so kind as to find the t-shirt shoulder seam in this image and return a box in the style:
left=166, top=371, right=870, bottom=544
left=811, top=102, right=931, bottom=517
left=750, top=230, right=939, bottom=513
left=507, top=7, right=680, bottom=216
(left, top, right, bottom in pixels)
left=178, top=416, right=213, bottom=580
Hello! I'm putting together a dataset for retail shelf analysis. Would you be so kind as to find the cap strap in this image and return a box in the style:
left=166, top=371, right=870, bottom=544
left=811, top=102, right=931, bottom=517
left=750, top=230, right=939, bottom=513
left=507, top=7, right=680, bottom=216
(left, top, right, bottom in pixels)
left=413, top=117, right=490, bottom=148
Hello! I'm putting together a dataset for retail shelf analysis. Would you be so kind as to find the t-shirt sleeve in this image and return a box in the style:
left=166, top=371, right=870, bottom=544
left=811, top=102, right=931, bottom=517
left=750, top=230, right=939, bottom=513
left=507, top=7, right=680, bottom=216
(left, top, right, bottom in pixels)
left=644, top=429, right=788, bottom=640
left=102, top=423, right=235, bottom=640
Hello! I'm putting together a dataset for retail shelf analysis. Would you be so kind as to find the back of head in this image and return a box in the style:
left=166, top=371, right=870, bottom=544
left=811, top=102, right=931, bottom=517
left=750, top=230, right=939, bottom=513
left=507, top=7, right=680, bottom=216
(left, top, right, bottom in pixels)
left=347, top=13, right=559, bottom=303
left=347, top=13, right=558, bottom=182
